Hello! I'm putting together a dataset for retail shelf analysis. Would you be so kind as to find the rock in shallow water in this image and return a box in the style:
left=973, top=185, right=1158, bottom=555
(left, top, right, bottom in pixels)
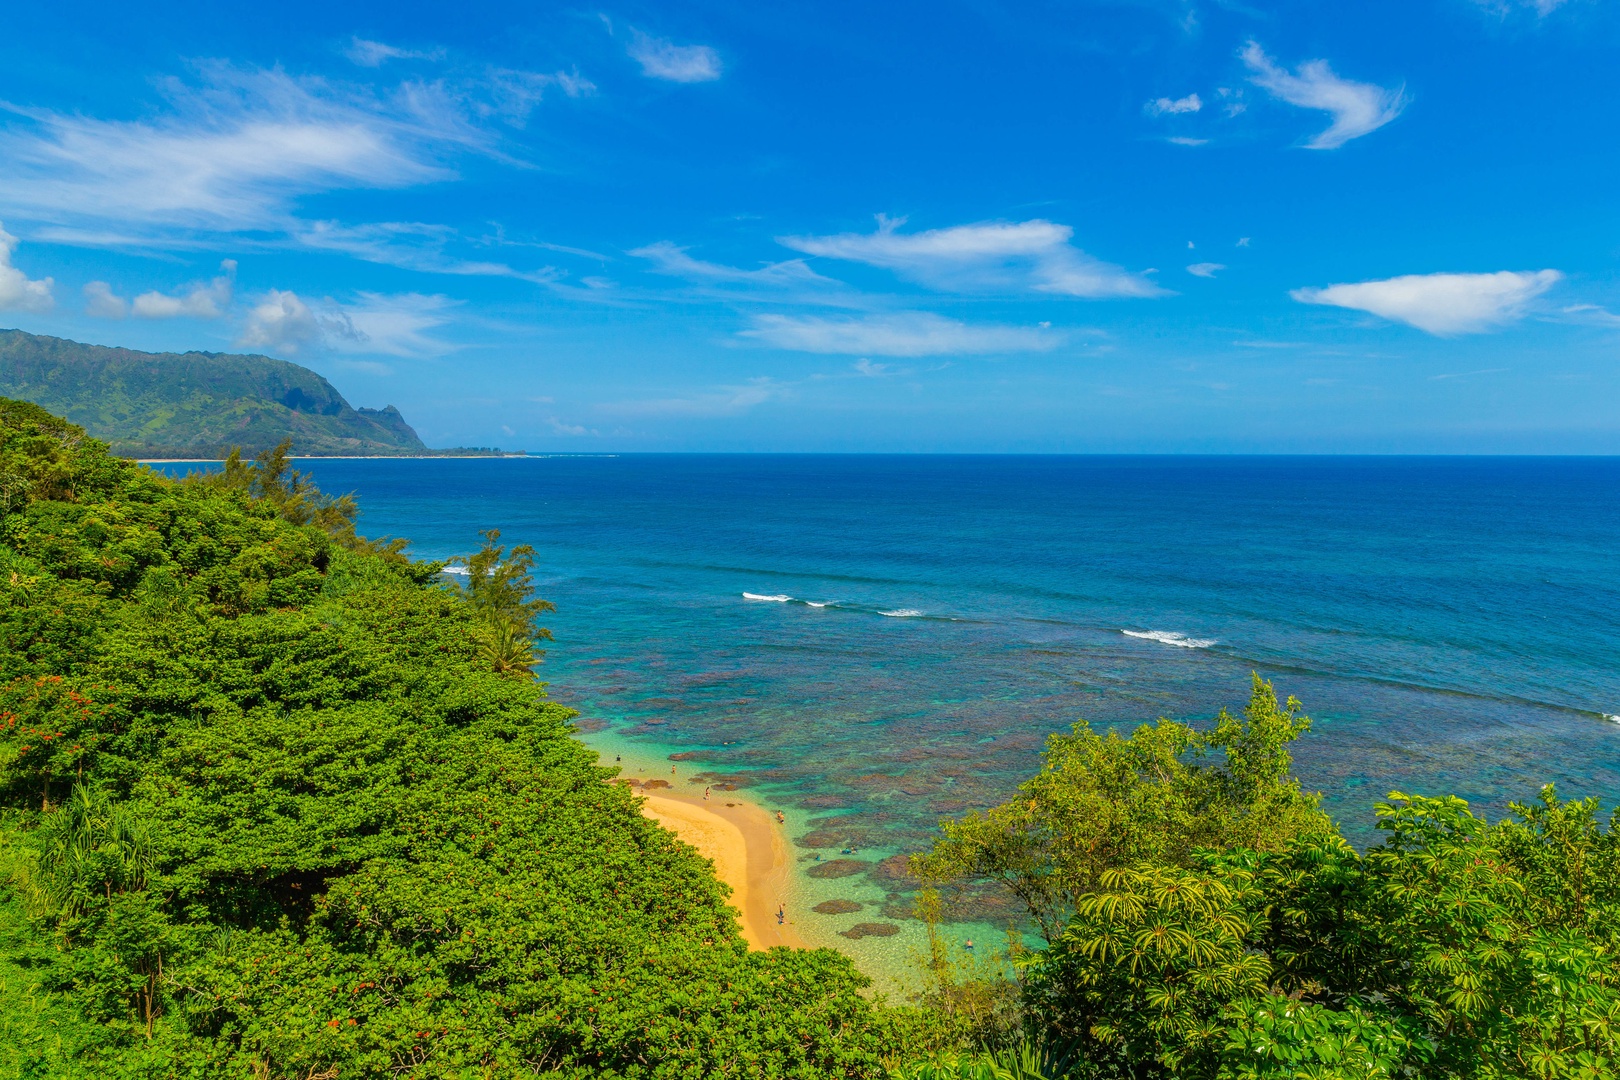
left=812, top=899, right=862, bottom=915
left=806, top=858, right=867, bottom=879
left=839, top=922, right=900, bottom=940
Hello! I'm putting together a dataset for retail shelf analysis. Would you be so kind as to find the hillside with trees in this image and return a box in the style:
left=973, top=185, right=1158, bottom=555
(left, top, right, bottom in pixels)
left=0, top=329, right=433, bottom=458
left=0, top=400, right=929, bottom=1077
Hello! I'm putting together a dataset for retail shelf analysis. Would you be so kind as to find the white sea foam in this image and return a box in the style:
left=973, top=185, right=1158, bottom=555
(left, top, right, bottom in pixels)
left=806, top=601, right=831, bottom=608
left=1122, top=629, right=1216, bottom=649
left=441, top=566, right=470, bottom=576
left=880, top=609, right=925, bottom=618
left=743, top=592, right=792, bottom=602
left=1606, top=714, right=1620, bottom=725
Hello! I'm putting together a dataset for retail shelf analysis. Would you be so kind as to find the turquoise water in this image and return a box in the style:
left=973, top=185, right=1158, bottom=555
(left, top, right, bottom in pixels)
left=163, top=455, right=1620, bottom=969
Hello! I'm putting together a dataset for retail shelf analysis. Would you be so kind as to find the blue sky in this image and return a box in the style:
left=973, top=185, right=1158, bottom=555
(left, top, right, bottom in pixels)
left=1, top=0, right=1617, bottom=452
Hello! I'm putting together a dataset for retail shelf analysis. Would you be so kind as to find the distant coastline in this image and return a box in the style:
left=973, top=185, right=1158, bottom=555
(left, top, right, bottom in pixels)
left=136, top=452, right=535, bottom=462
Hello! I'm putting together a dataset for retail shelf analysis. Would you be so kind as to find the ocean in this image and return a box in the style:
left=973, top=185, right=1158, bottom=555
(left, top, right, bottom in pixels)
left=161, top=454, right=1620, bottom=983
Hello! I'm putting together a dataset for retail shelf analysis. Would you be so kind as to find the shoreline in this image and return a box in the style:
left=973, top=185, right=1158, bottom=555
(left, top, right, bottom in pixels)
left=631, top=785, right=806, bottom=950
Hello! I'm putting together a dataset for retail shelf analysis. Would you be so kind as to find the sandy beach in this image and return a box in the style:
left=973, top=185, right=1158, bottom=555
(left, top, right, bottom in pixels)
left=636, top=789, right=806, bottom=950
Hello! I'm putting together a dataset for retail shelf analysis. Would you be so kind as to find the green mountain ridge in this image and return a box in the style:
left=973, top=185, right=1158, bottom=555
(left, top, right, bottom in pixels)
left=0, top=328, right=470, bottom=457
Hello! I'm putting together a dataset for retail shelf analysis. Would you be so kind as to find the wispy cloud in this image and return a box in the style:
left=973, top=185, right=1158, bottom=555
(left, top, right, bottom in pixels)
left=342, top=292, right=458, bottom=355
left=343, top=38, right=445, bottom=67
left=741, top=311, right=1061, bottom=356
left=0, top=62, right=587, bottom=256
left=235, top=287, right=457, bottom=356
left=780, top=218, right=1164, bottom=299
left=1472, top=0, right=1570, bottom=16
left=1187, top=262, right=1225, bottom=278
left=0, top=66, right=456, bottom=236
left=628, top=31, right=722, bottom=83
left=1430, top=367, right=1507, bottom=381
left=1561, top=303, right=1620, bottom=328
left=1241, top=42, right=1406, bottom=149
left=1146, top=93, right=1202, bottom=116
left=0, top=224, right=54, bottom=312
left=296, top=220, right=559, bottom=282
left=1291, top=270, right=1562, bottom=335
left=630, top=240, right=833, bottom=288
left=606, top=378, right=779, bottom=418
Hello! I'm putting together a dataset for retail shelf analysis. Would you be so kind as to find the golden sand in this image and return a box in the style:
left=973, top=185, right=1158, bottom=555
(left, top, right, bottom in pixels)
left=637, top=791, right=806, bottom=950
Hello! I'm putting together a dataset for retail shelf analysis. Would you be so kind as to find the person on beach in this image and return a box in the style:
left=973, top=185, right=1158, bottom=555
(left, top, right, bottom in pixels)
left=776, top=904, right=785, bottom=925
left=775, top=810, right=785, bottom=824
left=704, top=786, right=710, bottom=800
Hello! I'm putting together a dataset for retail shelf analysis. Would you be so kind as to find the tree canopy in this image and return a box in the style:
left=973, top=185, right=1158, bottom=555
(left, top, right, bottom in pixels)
left=0, top=400, right=926, bottom=1078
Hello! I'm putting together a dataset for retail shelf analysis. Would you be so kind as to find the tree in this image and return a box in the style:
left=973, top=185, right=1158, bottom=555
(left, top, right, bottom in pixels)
left=914, top=676, right=1331, bottom=946
left=453, top=528, right=555, bottom=678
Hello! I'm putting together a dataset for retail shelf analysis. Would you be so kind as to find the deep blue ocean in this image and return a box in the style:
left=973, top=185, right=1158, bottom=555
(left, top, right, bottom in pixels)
left=166, top=455, right=1620, bottom=864
left=219, top=454, right=1620, bottom=850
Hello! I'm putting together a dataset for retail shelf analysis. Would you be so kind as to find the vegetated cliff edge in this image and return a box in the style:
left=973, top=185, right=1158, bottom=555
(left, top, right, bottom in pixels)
left=0, top=328, right=472, bottom=458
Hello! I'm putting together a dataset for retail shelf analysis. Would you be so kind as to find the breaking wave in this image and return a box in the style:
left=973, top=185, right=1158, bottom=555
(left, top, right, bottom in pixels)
left=1122, top=629, right=1215, bottom=649
left=743, top=592, right=792, bottom=602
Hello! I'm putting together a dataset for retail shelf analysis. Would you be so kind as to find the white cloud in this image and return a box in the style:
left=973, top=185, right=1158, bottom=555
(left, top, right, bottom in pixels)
left=631, top=240, right=829, bottom=285
left=236, top=288, right=454, bottom=356
left=628, top=31, right=722, bottom=83
left=83, top=280, right=126, bottom=318
left=340, top=292, right=457, bottom=355
left=296, top=220, right=558, bottom=282
left=238, top=289, right=362, bottom=355
left=130, top=259, right=236, bottom=318
left=607, top=379, right=779, bottom=418
left=1561, top=304, right=1620, bottom=328
left=1473, top=0, right=1569, bottom=15
left=1241, top=42, right=1406, bottom=149
left=1187, top=262, right=1225, bottom=278
left=1146, top=93, right=1202, bottom=116
left=0, top=63, right=585, bottom=250
left=1291, top=270, right=1562, bottom=335
left=0, top=67, right=456, bottom=236
left=741, top=311, right=1061, bottom=356
left=0, top=225, right=53, bottom=313
left=344, top=38, right=443, bottom=67
left=779, top=218, right=1164, bottom=299
left=1166, top=136, right=1209, bottom=147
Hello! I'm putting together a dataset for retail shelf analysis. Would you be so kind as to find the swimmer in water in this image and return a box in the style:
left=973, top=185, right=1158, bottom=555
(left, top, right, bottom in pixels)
left=964, top=939, right=975, bottom=950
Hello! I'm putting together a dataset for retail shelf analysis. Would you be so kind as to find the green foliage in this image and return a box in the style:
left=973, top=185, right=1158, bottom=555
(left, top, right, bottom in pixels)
left=453, top=529, right=557, bottom=680
left=888, top=1034, right=1083, bottom=1080
left=920, top=689, right=1620, bottom=1080
left=913, top=676, right=1331, bottom=945
left=0, top=329, right=431, bottom=457
left=0, top=403, right=918, bottom=1077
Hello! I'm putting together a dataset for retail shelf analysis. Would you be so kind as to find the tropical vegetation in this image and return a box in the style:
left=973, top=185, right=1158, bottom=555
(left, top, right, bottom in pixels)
left=0, top=328, right=440, bottom=457
left=1, top=396, right=1613, bottom=1079
left=907, top=681, right=1620, bottom=1079
left=0, top=399, right=929, bottom=1077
